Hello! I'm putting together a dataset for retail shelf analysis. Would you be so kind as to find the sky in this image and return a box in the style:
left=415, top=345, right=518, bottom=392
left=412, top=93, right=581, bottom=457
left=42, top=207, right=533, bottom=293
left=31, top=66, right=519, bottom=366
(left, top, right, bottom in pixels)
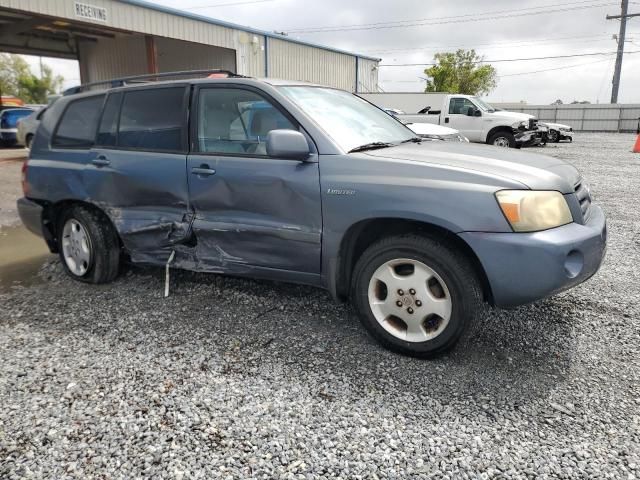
left=19, top=0, right=640, bottom=104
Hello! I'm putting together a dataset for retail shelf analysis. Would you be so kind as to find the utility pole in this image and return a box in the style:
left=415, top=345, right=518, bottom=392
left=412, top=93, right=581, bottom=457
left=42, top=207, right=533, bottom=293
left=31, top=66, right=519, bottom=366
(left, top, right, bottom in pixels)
left=606, top=0, right=640, bottom=103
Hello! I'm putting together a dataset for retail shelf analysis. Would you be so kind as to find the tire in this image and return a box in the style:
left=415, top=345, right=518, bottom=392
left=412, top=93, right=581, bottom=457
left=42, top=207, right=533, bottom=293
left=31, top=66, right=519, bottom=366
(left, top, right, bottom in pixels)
left=488, top=131, right=516, bottom=148
left=549, top=130, right=560, bottom=143
left=57, top=205, right=121, bottom=284
left=351, top=234, right=482, bottom=358
left=25, top=134, right=33, bottom=150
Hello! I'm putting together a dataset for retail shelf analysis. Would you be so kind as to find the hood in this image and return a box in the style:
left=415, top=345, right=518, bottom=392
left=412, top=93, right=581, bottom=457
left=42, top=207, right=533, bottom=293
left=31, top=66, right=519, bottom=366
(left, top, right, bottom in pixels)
left=405, top=122, right=459, bottom=135
left=364, top=141, right=580, bottom=193
left=489, top=110, right=535, bottom=122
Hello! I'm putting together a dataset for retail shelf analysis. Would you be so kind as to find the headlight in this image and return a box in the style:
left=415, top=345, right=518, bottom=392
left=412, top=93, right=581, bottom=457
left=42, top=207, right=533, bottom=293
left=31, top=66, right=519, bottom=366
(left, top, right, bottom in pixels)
left=511, top=121, right=527, bottom=129
left=495, top=190, right=573, bottom=232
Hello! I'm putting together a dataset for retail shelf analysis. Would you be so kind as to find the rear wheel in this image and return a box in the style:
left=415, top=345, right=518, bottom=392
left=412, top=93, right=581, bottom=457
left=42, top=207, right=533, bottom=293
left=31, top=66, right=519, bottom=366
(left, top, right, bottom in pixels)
left=351, top=235, right=482, bottom=358
left=57, top=205, right=121, bottom=284
left=488, top=131, right=516, bottom=148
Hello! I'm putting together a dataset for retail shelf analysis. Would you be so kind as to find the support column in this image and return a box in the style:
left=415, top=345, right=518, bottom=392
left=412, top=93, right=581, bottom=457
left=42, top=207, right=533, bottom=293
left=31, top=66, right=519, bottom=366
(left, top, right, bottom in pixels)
left=145, top=35, right=158, bottom=74
left=264, top=35, right=269, bottom=77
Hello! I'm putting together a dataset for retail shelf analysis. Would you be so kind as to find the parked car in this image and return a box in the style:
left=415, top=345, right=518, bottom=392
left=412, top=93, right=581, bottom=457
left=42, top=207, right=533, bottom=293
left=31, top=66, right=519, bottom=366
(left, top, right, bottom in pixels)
left=0, top=107, right=34, bottom=147
left=543, top=122, right=573, bottom=143
left=363, top=93, right=547, bottom=148
left=18, top=73, right=606, bottom=357
left=405, top=122, right=469, bottom=142
left=16, top=107, right=46, bottom=149
left=383, top=107, right=406, bottom=116
left=384, top=107, right=469, bottom=142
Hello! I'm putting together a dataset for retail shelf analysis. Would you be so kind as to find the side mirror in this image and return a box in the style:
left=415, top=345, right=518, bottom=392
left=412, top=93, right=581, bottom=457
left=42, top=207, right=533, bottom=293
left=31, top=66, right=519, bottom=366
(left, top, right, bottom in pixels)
left=266, top=129, right=310, bottom=160
left=474, top=108, right=482, bottom=117
left=465, top=107, right=474, bottom=116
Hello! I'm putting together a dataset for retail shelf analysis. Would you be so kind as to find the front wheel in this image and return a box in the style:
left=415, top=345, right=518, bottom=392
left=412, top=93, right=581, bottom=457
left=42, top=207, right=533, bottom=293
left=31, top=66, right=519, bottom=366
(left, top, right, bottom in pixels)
left=548, top=129, right=560, bottom=143
left=351, top=235, right=482, bottom=358
left=57, top=205, right=121, bottom=284
left=488, top=131, right=516, bottom=148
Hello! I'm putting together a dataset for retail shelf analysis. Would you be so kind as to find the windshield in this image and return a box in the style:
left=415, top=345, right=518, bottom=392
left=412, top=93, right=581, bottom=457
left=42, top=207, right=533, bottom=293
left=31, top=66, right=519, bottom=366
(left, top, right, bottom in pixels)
left=472, top=97, right=496, bottom=113
left=278, top=86, right=415, bottom=152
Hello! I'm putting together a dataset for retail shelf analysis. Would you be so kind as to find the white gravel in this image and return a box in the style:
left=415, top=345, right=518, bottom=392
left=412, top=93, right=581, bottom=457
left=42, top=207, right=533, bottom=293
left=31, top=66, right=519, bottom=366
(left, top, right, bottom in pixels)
left=1, top=133, right=639, bottom=479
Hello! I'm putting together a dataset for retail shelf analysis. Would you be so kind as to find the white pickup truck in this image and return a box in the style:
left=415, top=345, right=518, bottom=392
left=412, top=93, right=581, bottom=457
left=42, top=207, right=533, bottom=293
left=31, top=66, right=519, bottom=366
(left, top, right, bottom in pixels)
left=360, top=93, right=547, bottom=149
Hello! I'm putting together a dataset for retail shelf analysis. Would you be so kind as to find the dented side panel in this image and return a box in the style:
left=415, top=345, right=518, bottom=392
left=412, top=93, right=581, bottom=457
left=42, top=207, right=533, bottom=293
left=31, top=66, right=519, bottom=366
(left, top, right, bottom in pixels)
left=84, top=148, right=190, bottom=254
left=186, top=154, right=322, bottom=274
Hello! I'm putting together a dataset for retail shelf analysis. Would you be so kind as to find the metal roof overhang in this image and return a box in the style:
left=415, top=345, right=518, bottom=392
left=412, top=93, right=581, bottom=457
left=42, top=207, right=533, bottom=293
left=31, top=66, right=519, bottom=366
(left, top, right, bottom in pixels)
left=117, top=0, right=381, bottom=62
left=0, top=8, right=122, bottom=59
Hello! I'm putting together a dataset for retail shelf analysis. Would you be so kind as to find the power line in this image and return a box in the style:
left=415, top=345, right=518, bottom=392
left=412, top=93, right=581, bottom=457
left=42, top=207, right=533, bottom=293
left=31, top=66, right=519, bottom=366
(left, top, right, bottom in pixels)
left=285, top=0, right=611, bottom=32
left=360, top=32, right=631, bottom=54
left=498, top=57, right=616, bottom=77
left=285, top=1, right=616, bottom=33
left=379, top=49, right=640, bottom=67
left=181, top=0, right=274, bottom=9
left=381, top=56, right=627, bottom=84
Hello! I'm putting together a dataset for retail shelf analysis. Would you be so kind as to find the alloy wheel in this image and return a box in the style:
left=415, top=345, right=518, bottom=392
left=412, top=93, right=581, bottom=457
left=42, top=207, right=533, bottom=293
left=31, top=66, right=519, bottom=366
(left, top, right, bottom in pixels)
left=62, top=218, right=93, bottom=276
left=367, top=258, right=452, bottom=342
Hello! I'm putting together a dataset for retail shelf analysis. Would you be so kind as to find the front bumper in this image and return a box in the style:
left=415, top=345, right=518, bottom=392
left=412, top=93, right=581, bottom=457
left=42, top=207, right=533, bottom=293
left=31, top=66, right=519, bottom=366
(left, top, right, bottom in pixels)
left=460, top=205, right=606, bottom=308
left=515, top=129, right=543, bottom=147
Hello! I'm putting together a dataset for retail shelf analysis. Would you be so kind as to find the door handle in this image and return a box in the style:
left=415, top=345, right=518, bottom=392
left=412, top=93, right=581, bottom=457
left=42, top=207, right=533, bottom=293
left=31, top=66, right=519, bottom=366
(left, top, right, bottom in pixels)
left=444, top=117, right=450, bottom=123
left=191, top=165, right=216, bottom=176
left=92, top=156, right=110, bottom=167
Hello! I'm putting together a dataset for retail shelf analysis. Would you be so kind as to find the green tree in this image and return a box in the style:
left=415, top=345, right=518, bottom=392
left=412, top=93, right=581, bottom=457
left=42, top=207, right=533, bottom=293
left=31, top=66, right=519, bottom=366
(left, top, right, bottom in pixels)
left=424, top=49, right=497, bottom=96
left=0, top=53, right=64, bottom=104
left=0, top=53, right=31, bottom=98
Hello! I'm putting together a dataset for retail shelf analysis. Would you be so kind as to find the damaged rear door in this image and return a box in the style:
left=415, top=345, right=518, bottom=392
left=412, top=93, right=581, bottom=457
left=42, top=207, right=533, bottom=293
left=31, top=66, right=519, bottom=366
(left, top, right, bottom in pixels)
left=84, top=85, right=191, bottom=262
left=186, top=85, right=322, bottom=277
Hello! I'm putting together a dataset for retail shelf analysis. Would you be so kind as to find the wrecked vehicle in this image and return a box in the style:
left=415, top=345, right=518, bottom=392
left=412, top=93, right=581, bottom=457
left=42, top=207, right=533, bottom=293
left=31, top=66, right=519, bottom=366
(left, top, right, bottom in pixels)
left=543, top=122, right=574, bottom=143
left=361, top=93, right=547, bottom=148
left=383, top=108, right=469, bottom=142
left=18, top=71, right=607, bottom=357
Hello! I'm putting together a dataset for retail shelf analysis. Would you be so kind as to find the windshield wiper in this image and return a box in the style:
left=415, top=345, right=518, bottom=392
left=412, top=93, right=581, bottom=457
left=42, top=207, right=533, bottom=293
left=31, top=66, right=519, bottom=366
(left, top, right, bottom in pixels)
left=348, top=142, right=395, bottom=153
left=400, top=137, right=422, bottom=144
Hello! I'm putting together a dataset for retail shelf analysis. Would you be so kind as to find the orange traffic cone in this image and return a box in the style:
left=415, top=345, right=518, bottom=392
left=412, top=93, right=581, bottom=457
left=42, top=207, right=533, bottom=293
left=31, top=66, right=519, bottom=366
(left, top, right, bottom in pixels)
left=634, top=134, right=640, bottom=153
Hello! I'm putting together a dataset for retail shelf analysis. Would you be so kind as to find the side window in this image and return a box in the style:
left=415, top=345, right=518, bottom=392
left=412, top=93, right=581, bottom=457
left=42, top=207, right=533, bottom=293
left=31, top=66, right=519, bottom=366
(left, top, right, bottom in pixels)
left=197, top=88, right=295, bottom=155
left=118, top=87, right=185, bottom=152
left=449, top=98, right=476, bottom=115
left=52, top=95, right=104, bottom=148
left=96, top=93, right=122, bottom=147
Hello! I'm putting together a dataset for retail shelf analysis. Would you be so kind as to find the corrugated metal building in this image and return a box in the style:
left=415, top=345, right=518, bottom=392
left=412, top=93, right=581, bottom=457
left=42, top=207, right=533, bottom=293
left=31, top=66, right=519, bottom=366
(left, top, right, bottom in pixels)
left=0, top=0, right=380, bottom=92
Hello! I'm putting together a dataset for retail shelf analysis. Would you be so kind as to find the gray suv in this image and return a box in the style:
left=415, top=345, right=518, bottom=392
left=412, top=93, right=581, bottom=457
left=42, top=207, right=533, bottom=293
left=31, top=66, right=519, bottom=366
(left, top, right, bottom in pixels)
left=17, top=71, right=607, bottom=357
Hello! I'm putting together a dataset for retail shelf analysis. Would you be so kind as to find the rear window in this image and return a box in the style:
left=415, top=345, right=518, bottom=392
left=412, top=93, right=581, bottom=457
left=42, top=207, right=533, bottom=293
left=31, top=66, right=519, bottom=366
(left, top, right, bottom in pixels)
left=1, top=109, right=32, bottom=128
left=53, top=95, right=104, bottom=148
left=118, top=87, right=185, bottom=152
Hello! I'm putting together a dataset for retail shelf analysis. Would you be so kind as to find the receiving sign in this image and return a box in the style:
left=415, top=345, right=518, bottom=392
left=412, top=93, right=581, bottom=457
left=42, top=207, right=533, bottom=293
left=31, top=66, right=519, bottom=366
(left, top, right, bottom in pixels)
left=74, top=2, right=108, bottom=22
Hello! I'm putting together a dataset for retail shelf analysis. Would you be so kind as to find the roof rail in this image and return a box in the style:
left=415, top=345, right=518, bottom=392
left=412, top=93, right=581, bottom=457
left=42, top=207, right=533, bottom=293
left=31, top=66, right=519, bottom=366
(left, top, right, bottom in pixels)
left=63, top=69, right=248, bottom=95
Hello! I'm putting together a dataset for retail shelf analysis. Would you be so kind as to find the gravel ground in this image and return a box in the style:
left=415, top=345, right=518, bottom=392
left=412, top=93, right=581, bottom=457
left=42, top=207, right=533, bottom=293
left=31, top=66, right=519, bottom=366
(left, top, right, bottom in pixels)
left=1, top=133, right=639, bottom=479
